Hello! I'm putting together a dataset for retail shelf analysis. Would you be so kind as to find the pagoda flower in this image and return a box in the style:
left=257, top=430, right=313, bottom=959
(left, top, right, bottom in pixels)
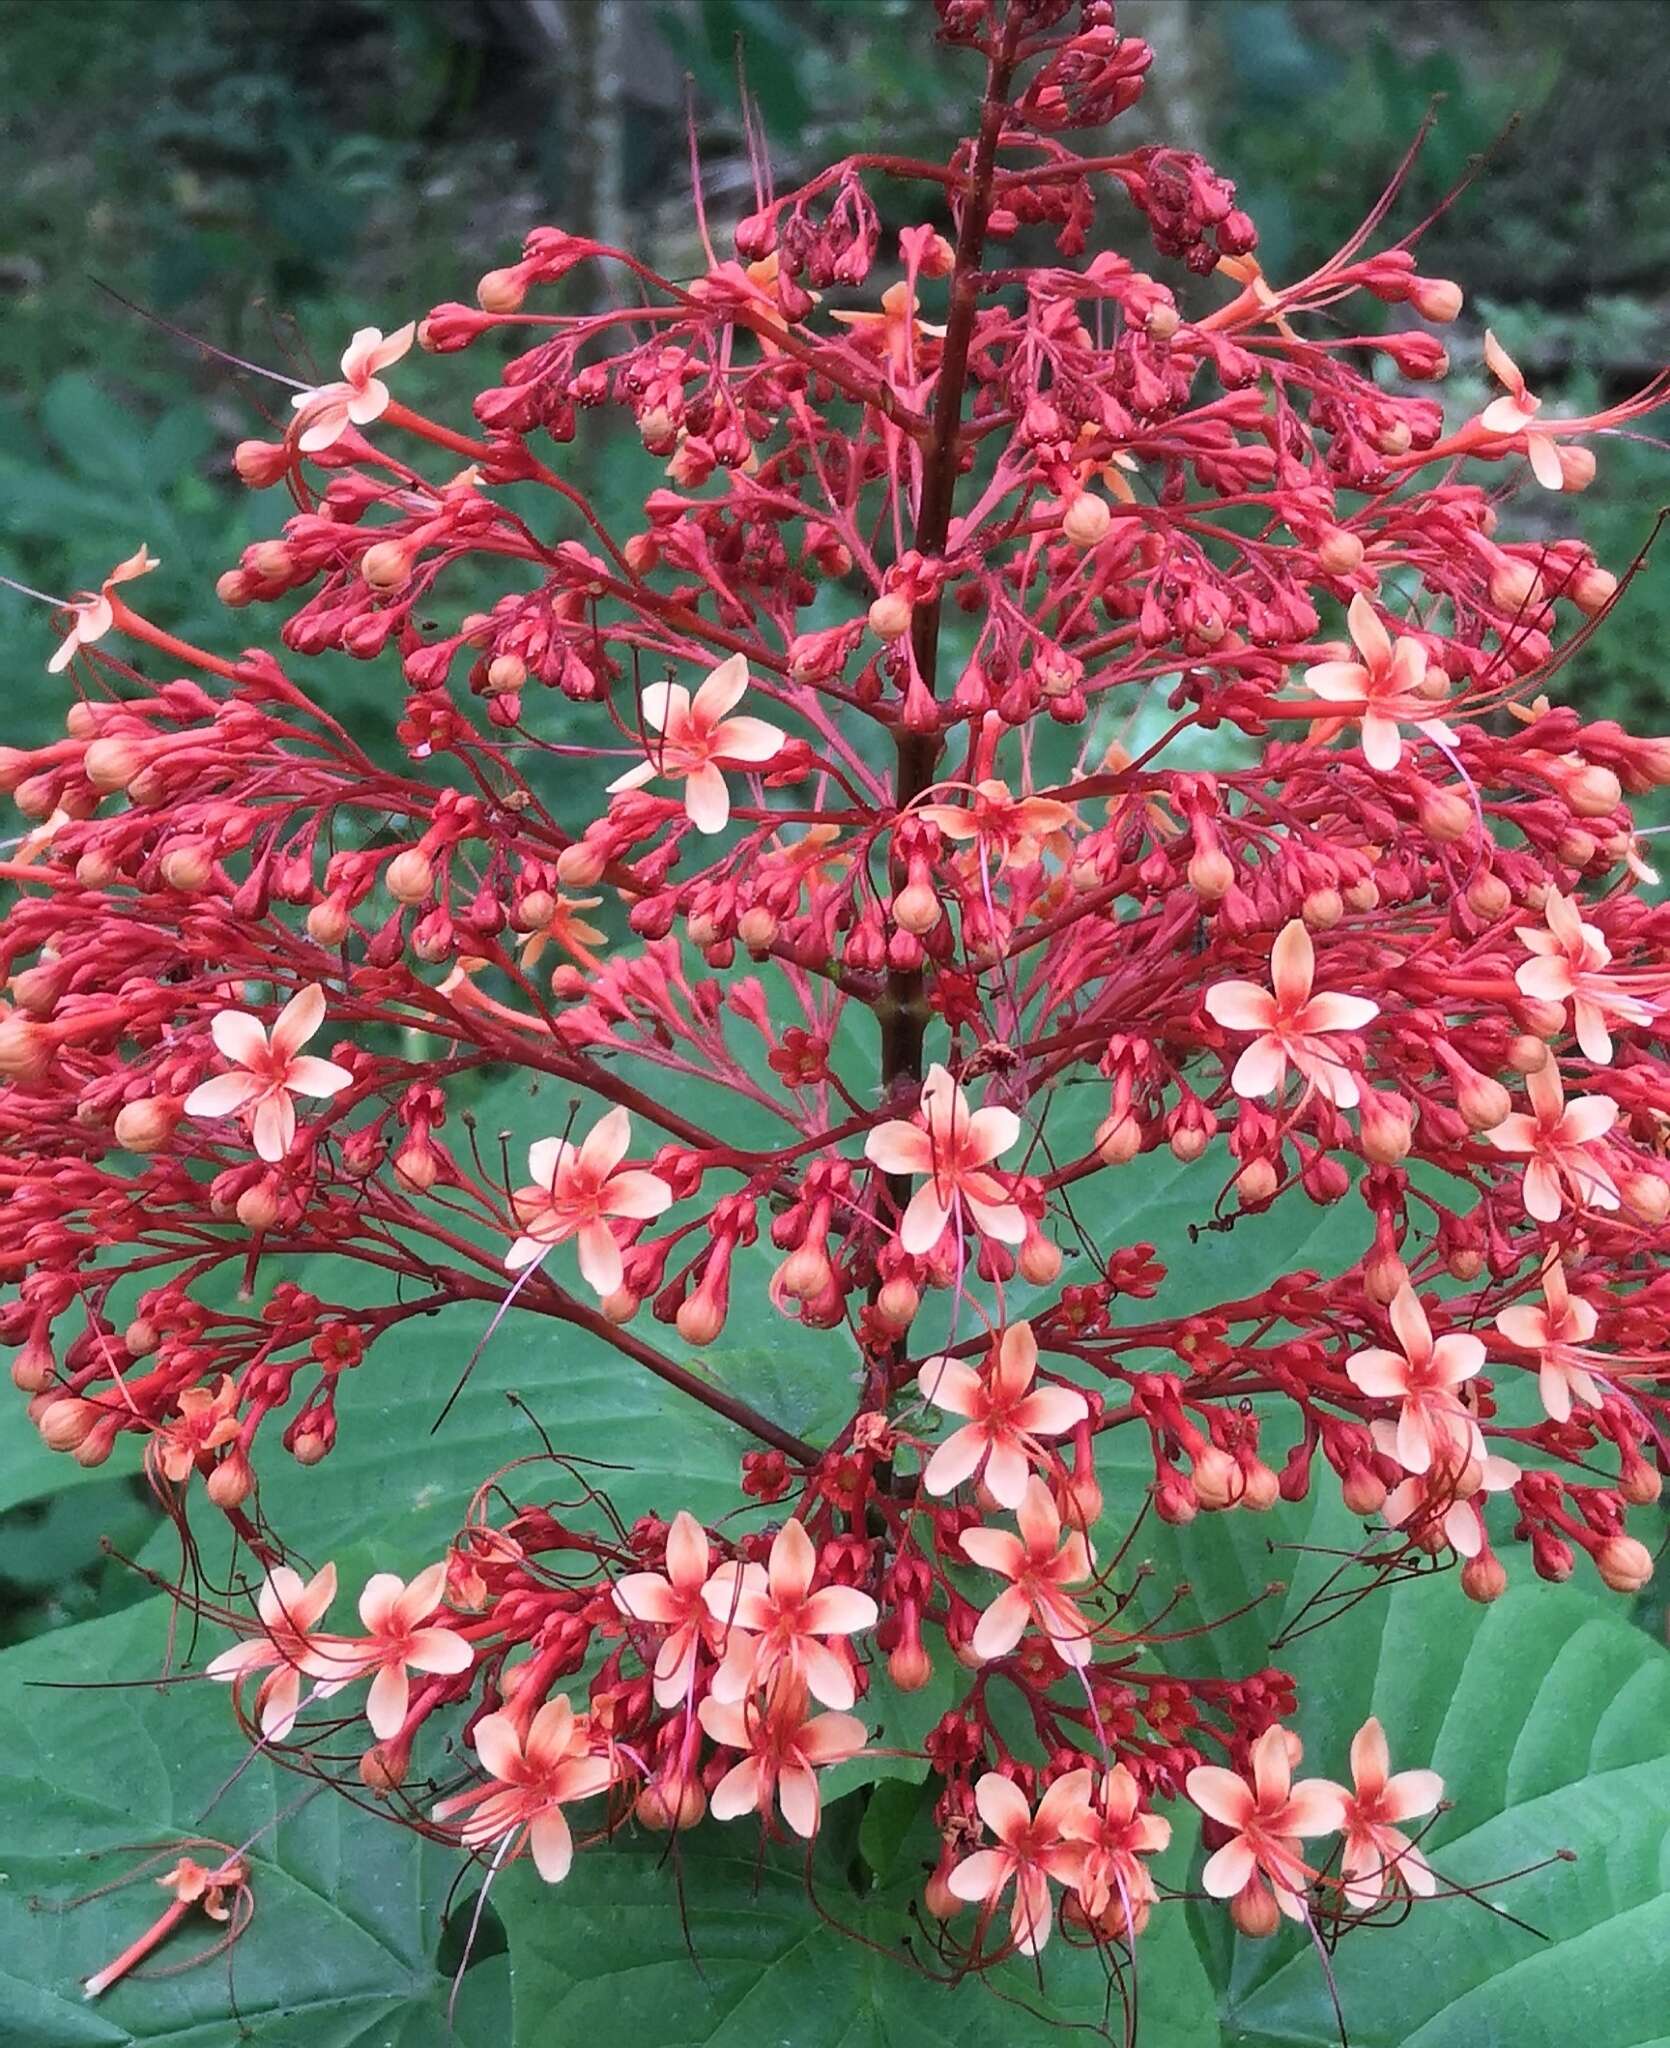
left=864, top=1062, right=1026, bottom=1255
left=698, top=1679, right=867, bottom=1839
left=1380, top=1432, right=1519, bottom=1559
left=290, top=322, right=416, bottom=454
left=432, top=1694, right=616, bottom=1884
left=605, top=652, right=785, bottom=833
left=1186, top=1725, right=1347, bottom=1923
left=917, top=1319, right=1090, bottom=1510
left=702, top=1516, right=878, bottom=1712
left=1484, top=1059, right=1620, bottom=1221
left=1344, top=1285, right=1486, bottom=1477
left=183, top=983, right=353, bottom=1164
left=1301, top=593, right=1455, bottom=772
left=829, top=280, right=948, bottom=381
left=148, top=1375, right=240, bottom=1485
left=46, top=543, right=159, bottom=674
left=1061, top=1763, right=1173, bottom=1935
left=1204, top=920, right=1379, bottom=1109
left=517, top=892, right=608, bottom=973
left=916, top=778, right=1076, bottom=872
left=1514, top=889, right=1654, bottom=1064
left=342, top=1564, right=474, bottom=1741
left=959, top=1474, right=1097, bottom=1668
left=612, top=1509, right=723, bottom=1707
left=1478, top=331, right=1564, bottom=491
left=1494, top=1253, right=1604, bottom=1425
left=945, top=1768, right=1093, bottom=1957
left=504, top=1106, right=673, bottom=1297
left=83, top=1851, right=252, bottom=2002
left=1336, top=1717, right=1443, bottom=1909
left=203, top=1563, right=348, bottom=1742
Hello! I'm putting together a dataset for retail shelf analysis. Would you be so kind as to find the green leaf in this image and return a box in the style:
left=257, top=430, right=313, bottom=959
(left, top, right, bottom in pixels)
left=0, top=1596, right=510, bottom=2048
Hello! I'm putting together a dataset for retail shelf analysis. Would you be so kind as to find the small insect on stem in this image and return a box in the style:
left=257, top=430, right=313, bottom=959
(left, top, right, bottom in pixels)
left=76, top=1844, right=254, bottom=2001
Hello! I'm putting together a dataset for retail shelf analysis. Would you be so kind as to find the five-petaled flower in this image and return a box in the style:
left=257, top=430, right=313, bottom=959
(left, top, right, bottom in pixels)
left=1205, top=920, right=1378, bottom=1108
left=1484, top=1059, right=1620, bottom=1220
left=1344, top=1284, right=1485, bottom=1476
left=1514, top=889, right=1653, bottom=1065
left=432, top=1694, right=615, bottom=1883
left=864, top=1062, right=1025, bottom=1254
left=149, top=1375, right=240, bottom=1485
left=344, top=1563, right=474, bottom=1740
left=47, top=543, right=158, bottom=674
left=612, top=1509, right=720, bottom=1706
left=1301, top=593, right=1453, bottom=772
left=505, top=1106, right=673, bottom=1296
left=702, top=1516, right=878, bottom=1710
left=1337, top=1716, right=1443, bottom=1909
left=605, top=653, right=785, bottom=833
left=1062, top=1763, right=1172, bottom=1936
left=1186, top=1725, right=1345, bottom=1921
left=916, top=778, right=1075, bottom=872
left=959, top=1474, right=1096, bottom=1668
left=204, top=1562, right=346, bottom=1741
left=697, top=1680, right=866, bottom=1838
left=1478, top=331, right=1564, bottom=491
left=183, top=984, right=353, bottom=1163
left=917, top=1319, right=1089, bottom=1509
left=1381, top=1437, right=1518, bottom=1559
left=1495, top=1253, right=1603, bottom=1423
left=290, top=323, right=416, bottom=453
left=946, top=1768, right=1091, bottom=1956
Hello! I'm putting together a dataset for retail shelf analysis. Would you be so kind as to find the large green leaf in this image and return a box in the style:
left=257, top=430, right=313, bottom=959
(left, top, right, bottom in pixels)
left=0, top=1597, right=510, bottom=2048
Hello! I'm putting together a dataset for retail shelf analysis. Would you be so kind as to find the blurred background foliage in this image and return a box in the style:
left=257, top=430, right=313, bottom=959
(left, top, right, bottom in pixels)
left=0, top=0, right=1664, bottom=1642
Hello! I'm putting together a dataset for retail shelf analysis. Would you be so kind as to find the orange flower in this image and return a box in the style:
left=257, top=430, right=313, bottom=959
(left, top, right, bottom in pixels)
left=150, top=1375, right=240, bottom=1485
left=959, top=1475, right=1096, bottom=1668
left=505, top=1106, right=672, bottom=1296
left=1337, top=1717, right=1442, bottom=1908
left=1494, top=1254, right=1604, bottom=1424
left=606, top=653, right=784, bottom=833
left=183, top=983, right=352, bottom=1162
left=1062, top=1763, right=1171, bottom=1933
left=1478, top=331, right=1564, bottom=490
left=1186, top=1725, right=1345, bottom=1922
left=917, top=1319, right=1089, bottom=1509
left=1301, top=593, right=1453, bottom=771
left=1344, top=1284, right=1485, bottom=1476
left=612, top=1509, right=722, bottom=1707
left=945, top=1769, right=1091, bottom=1955
left=917, top=777, right=1075, bottom=870
left=344, top=1563, right=474, bottom=1740
left=290, top=323, right=415, bottom=453
left=432, top=1694, right=615, bottom=1883
left=702, top=1517, right=877, bottom=1710
left=47, top=544, right=158, bottom=674
left=1514, top=889, right=1653, bottom=1064
left=1204, top=920, right=1378, bottom=1107
left=698, top=1680, right=866, bottom=1839
left=204, top=1562, right=346, bottom=1740
left=1484, top=1059, right=1619, bottom=1221
left=864, top=1062, right=1024, bottom=1254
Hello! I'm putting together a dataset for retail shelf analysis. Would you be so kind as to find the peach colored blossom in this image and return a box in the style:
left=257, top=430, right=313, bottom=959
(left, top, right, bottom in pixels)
left=1344, top=1284, right=1485, bottom=1476
left=47, top=544, right=158, bottom=674
left=1337, top=1717, right=1443, bottom=1908
left=1494, top=1254, right=1604, bottom=1424
left=1204, top=920, right=1378, bottom=1108
left=698, top=1682, right=866, bottom=1838
left=1302, top=593, right=1453, bottom=771
left=917, top=778, right=1075, bottom=872
left=829, top=280, right=947, bottom=380
left=1484, top=1059, right=1619, bottom=1220
left=1061, top=1763, right=1172, bottom=1928
left=505, top=1106, right=672, bottom=1296
left=612, top=1509, right=721, bottom=1707
left=605, top=652, right=784, bottom=833
left=1514, top=889, right=1653, bottom=1064
left=290, top=323, right=415, bottom=453
left=1186, top=1725, right=1345, bottom=1921
left=183, top=983, right=352, bottom=1163
left=204, top=1562, right=345, bottom=1741
left=702, top=1516, right=877, bottom=1711
left=1380, top=1437, right=1518, bottom=1559
left=864, top=1062, right=1024, bottom=1254
left=959, top=1475, right=1096, bottom=1668
left=344, top=1563, right=474, bottom=1741
left=432, top=1693, right=615, bottom=1883
left=150, top=1375, right=240, bottom=1484
left=1479, top=331, right=1564, bottom=490
left=945, top=1769, right=1092, bottom=1955
left=917, top=1319, right=1088, bottom=1509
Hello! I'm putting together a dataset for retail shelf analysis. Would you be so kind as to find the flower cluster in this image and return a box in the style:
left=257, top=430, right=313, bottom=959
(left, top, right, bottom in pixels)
left=3, top=0, right=1667, bottom=2009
